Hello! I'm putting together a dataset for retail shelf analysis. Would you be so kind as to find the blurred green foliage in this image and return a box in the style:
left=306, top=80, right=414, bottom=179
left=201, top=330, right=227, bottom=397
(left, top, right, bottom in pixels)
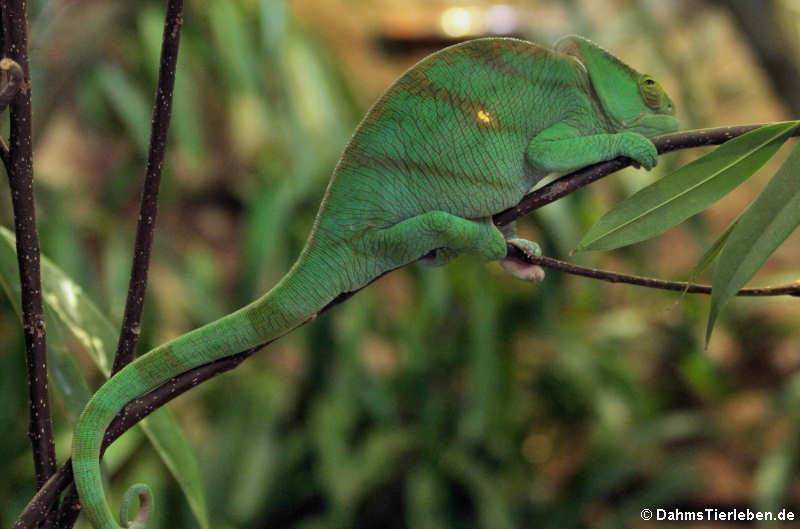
left=2, top=1, right=800, bottom=528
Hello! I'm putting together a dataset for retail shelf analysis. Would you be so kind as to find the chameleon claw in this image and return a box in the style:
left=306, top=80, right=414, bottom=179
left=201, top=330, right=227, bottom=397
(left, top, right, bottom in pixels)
left=501, top=238, right=545, bottom=281
left=507, top=238, right=541, bottom=258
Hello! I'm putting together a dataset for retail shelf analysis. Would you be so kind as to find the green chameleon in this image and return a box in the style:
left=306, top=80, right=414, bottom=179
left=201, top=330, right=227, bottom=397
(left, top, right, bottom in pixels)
left=72, top=35, right=678, bottom=529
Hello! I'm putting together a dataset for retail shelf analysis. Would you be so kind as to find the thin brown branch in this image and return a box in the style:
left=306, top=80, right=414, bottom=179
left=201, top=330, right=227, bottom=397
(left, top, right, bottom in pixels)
left=514, top=249, right=800, bottom=297
left=48, top=1, right=185, bottom=526
left=3, top=0, right=57, bottom=491
left=14, top=123, right=800, bottom=529
left=112, top=0, right=183, bottom=374
left=11, top=464, right=72, bottom=529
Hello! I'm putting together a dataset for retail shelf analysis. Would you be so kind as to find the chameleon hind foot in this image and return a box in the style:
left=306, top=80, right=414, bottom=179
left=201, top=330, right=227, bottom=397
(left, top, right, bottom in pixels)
left=501, top=238, right=545, bottom=281
left=365, top=211, right=507, bottom=266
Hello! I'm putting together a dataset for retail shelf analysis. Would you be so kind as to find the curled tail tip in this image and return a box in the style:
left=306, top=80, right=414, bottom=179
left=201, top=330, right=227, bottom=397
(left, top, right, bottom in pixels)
left=120, top=483, right=153, bottom=529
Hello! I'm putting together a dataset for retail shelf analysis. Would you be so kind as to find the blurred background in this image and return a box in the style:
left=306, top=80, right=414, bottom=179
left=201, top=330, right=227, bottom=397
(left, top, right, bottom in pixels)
left=2, top=0, right=800, bottom=527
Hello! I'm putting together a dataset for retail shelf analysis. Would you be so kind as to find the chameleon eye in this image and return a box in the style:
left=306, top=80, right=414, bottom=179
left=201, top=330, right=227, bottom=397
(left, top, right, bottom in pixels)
left=638, top=75, right=663, bottom=110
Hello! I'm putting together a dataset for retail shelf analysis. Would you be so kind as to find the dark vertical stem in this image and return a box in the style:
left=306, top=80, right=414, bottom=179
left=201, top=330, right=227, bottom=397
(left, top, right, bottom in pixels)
left=3, top=0, right=57, bottom=489
left=53, top=2, right=184, bottom=526
left=112, top=0, right=184, bottom=373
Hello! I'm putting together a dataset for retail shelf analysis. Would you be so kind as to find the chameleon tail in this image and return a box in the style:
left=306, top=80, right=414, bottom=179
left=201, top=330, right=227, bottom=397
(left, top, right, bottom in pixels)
left=72, top=247, right=342, bottom=529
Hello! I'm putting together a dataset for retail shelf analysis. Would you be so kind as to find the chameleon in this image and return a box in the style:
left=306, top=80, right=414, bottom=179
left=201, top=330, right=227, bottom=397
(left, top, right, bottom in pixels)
left=72, top=35, right=678, bottom=529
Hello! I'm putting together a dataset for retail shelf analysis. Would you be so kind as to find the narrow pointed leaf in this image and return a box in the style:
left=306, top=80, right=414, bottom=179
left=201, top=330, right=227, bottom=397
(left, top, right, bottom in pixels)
left=706, top=142, right=800, bottom=342
left=681, top=219, right=739, bottom=297
left=0, top=227, right=209, bottom=528
left=139, top=408, right=210, bottom=529
left=0, top=236, right=93, bottom=421
left=579, top=122, right=799, bottom=251
left=208, top=0, right=259, bottom=90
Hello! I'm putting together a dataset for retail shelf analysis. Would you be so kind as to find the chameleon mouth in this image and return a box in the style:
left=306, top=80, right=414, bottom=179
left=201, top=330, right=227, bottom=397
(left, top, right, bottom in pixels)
left=625, top=112, right=680, bottom=135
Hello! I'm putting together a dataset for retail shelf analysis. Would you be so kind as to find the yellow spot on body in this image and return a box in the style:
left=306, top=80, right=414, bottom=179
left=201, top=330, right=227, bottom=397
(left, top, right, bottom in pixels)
left=477, top=109, right=492, bottom=123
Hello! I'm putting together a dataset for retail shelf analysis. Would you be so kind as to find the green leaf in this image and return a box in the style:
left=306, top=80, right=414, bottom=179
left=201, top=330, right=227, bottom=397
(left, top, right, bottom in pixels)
left=441, top=449, right=515, bottom=529
left=755, top=439, right=796, bottom=513
left=0, top=227, right=209, bottom=528
left=95, top=64, right=151, bottom=154
left=259, top=0, right=287, bottom=54
left=41, top=316, right=95, bottom=422
left=681, top=219, right=738, bottom=297
left=208, top=0, right=259, bottom=90
left=406, top=466, right=448, bottom=529
left=693, top=220, right=738, bottom=280
left=0, top=238, right=92, bottom=421
left=139, top=409, right=210, bottom=528
left=578, top=121, right=799, bottom=251
left=706, top=141, right=800, bottom=343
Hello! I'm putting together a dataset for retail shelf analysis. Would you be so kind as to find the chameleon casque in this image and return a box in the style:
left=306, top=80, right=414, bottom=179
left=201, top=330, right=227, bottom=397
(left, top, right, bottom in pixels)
left=72, top=35, right=678, bottom=528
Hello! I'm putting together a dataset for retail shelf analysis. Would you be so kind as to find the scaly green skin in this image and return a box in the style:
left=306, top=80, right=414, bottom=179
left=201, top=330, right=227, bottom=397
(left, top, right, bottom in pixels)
left=72, top=35, right=678, bottom=528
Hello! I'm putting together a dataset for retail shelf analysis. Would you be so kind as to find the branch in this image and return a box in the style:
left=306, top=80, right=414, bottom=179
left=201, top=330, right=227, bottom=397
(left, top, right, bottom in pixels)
left=48, top=1, right=185, bottom=526
left=112, top=0, right=183, bottom=374
left=11, top=466, right=72, bottom=529
left=517, top=250, right=800, bottom=297
left=3, top=0, right=57, bottom=491
left=13, top=122, right=799, bottom=528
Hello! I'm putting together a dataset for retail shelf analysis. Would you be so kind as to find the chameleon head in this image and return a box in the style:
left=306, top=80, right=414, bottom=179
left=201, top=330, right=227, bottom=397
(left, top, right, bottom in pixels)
left=554, top=35, right=679, bottom=137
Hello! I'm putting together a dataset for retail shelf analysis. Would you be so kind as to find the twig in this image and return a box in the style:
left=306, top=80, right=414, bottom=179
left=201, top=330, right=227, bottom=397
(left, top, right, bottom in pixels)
left=112, top=0, right=183, bottom=374
left=49, top=1, right=185, bottom=526
left=11, top=464, right=73, bottom=529
left=13, top=123, right=800, bottom=528
left=514, top=250, right=800, bottom=297
left=3, top=0, right=57, bottom=490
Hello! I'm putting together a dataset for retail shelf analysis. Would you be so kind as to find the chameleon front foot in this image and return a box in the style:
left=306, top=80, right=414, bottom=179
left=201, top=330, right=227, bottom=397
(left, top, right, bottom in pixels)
left=501, top=238, right=545, bottom=281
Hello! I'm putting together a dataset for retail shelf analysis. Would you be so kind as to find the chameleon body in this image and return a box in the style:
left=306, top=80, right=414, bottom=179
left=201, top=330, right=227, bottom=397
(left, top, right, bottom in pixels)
left=72, top=36, right=677, bottom=529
